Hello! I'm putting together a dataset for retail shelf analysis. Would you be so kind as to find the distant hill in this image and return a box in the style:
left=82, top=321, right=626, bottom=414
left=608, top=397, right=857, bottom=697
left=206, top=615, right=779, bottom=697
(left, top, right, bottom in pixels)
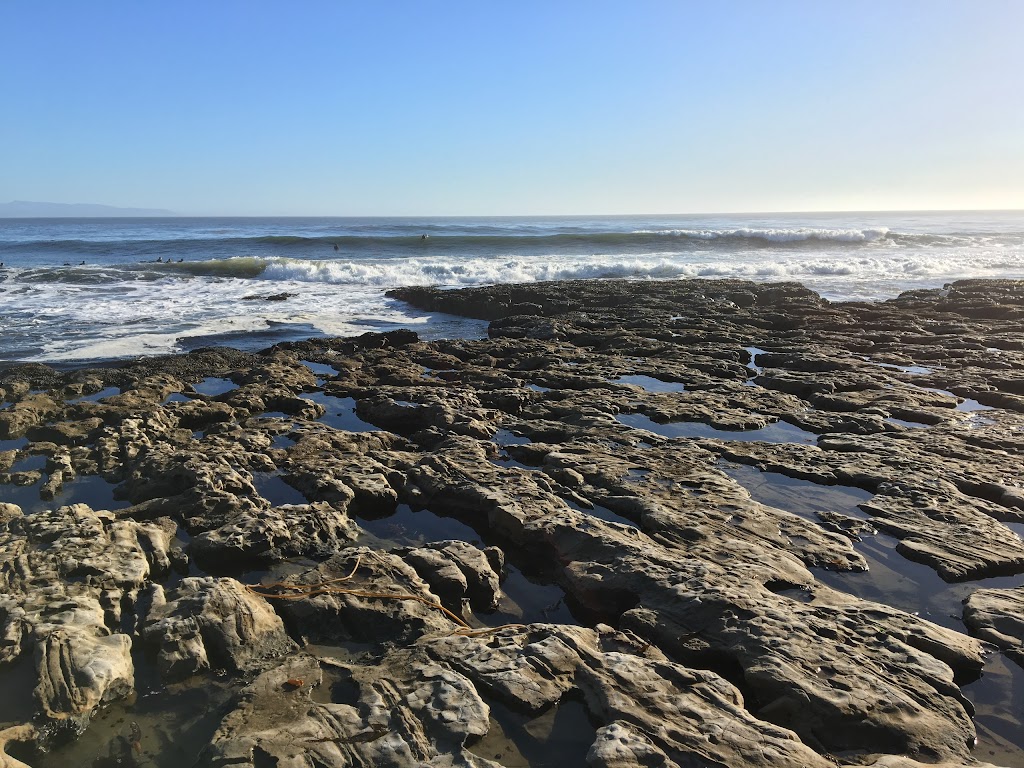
left=0, top=200, right=175, bottom=217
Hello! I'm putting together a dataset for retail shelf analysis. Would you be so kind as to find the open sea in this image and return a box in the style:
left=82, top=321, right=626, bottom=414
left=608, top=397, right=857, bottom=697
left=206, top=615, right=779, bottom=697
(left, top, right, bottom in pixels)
left=1, top=211, right=1022, bottom=365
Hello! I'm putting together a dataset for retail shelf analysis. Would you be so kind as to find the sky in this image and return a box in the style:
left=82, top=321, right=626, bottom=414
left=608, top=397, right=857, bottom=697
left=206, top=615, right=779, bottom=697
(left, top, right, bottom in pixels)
left=1, top=1, right=1022, bottom=216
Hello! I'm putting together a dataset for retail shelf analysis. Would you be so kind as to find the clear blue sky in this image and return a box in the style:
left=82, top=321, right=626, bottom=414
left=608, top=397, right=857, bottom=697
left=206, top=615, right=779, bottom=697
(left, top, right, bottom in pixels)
left=1, top=1, right=1021, bottom=215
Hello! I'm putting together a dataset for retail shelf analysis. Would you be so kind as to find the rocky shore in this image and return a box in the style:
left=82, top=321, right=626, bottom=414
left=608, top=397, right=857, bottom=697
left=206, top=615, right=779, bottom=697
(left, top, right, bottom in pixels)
left=1, top=277, right=1024, bottom=767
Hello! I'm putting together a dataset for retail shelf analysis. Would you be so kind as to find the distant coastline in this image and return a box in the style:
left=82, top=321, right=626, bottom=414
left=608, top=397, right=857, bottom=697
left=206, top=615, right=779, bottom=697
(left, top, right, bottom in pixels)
left=0, top=200, right=175, bottom=218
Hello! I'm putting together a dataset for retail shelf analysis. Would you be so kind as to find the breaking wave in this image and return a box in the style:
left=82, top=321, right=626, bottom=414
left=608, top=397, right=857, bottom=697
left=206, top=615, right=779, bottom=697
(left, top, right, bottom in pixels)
left=6, top=249, right=1021, bottom=289
left=5, top=227, right=998, bottom=257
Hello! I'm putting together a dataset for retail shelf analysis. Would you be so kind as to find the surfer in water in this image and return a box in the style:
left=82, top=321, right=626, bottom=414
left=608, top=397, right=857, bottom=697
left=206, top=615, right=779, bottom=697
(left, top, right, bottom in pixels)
left=333, top=244, right=339, bottom=252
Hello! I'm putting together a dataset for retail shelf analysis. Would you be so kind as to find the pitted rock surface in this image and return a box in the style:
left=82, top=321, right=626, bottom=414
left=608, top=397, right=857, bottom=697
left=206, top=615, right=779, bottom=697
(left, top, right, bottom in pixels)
left=2, top=279, right=1024, bottom=766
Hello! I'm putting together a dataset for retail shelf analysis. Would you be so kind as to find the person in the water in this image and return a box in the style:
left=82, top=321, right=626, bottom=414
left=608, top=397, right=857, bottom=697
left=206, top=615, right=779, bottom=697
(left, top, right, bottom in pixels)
left=333, top=244, right=339, bottom=251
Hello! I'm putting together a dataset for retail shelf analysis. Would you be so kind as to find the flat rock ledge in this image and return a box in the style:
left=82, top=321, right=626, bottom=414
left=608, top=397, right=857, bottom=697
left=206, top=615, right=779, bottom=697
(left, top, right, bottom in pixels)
left=1, top=278, right=1023, bottom=767
left=964, top=587, right=1024, bottom=666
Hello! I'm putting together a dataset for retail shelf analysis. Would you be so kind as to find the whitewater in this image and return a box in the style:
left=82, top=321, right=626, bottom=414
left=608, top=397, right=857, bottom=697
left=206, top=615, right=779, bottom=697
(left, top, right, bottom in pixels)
left=0, top=211, right=1021, bottom=364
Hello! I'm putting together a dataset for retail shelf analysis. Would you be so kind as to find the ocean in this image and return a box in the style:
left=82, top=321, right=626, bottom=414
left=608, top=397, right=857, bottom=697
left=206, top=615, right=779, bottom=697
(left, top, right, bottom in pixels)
left=1, top=211, right=1022, bottom=365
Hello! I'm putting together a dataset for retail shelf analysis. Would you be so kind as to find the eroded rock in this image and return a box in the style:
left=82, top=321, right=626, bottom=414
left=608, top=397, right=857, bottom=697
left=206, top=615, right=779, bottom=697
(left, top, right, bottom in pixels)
left=143, top=577, right=296, bottom=680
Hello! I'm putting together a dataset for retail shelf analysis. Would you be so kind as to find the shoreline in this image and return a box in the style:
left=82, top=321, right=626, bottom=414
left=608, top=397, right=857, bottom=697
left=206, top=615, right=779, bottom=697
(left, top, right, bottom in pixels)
left=0, top=275, right=984, bottom=373
left=2, top=276, right=1024, bottom=766
left=4, top=208, right=1024, bottom=365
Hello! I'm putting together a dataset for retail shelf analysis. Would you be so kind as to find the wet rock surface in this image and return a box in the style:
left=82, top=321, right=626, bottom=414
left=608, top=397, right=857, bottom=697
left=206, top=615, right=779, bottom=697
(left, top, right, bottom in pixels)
left=964, top=588, right=1024, bottom=667
left=2, top=277, right=1024, bottom=766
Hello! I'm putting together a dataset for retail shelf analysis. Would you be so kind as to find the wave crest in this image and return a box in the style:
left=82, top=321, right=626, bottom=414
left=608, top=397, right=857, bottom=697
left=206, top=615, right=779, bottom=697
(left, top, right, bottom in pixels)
left=631, top=227, right=891, bottom=243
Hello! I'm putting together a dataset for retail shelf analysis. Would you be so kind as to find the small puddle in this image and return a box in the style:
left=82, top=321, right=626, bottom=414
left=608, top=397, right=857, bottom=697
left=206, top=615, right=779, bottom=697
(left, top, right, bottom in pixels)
left=610, top=375, right=686, bottom=393
left=304, top=640, right=378, bottom=671
left=964, top=653, right=1024, bottom=767
left=271, top=433, right=296, bottom=449
left=494, top=429, right=533, bottom=447
left=885, top=417, right=932, bottom=428
left=480, top=564, right=581, bottom=628
left=252, top=472, right=307, bottom=506
left=358, top=504, right=484, bottom=548
left=305, top=393, right=381, bottom=432
left=915, top=385, right=995, bottom=413
left=68, top=386, right=121, bottom=404
left=9, top=454, right=47, bottom=472
left=744, top=346, right=768, bottom=373
left=816, top=531, right=1024, bottom=631
left=0, top=654, right=37, bottom=729
left=469, top=697, right=597, bottom=767
left=564, top=498, right=639, bottom=529
left=0, top=480, right=44, bottom=513
left=57, top=475, right=131, bottom=511
left=617, top=413, right=818, bottom=444
left=491, top=453, right=538, bottom=471
left=723, top=463, right=1024, bottom=631
left=9, top=654, right=237, bottom=768
left=958, top=400, right=996, bottom=414
left=161, top=392, right=192, bottom=405
left=721, top=461, right=874, bottom=523
left=354, top=505, right=581, bottom=628
left=526, top=384, right=552, bottom=393
left=191, top=377, right=238, bottom=397
left=238, top=557, right=318, bottom=586
left=0, top=437, right=29, bottom=452
left=300, top=360, right=337, bottom=377
left=866, top=359, right=934, bottom=375
left=1, top=474, right=130, bottom=514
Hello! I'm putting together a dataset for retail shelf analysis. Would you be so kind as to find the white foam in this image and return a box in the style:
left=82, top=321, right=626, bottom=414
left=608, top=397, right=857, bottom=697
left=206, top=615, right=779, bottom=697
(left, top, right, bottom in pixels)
left=252, top=249, right=1023, bottom=289
left=630, top=226, right=892, bottom=243
left=41, top=331, right=195, bottom=361
left=4, top=230, right=1023, bottom=361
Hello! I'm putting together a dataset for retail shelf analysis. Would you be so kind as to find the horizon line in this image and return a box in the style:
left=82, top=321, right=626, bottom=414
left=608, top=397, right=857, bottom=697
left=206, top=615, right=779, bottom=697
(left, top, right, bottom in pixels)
left=2, top=207, right=1023, bottom=220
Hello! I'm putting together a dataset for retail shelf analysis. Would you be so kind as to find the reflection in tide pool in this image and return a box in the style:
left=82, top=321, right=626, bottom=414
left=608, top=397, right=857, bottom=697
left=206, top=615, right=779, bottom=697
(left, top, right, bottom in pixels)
left=191, top=376, right=238, bottom=396
left=493, top=429, right=533, bottom=447
left=358, top=503, right=483, bottom=548
left=722, top=461, right=1024, bottom=762
left=9, top=656, right=236, bottom=768
left=611, top=375, right=686, bottom=393
left=722, top=462, right=1024, bottom=630
left=0, top=473, right=129, bottom=514
left=469, top=698, right=597, bottom=767
left=304, top=392, right=380, bottom=432
left=565, top=498, right=639, bottom=529
left=0, top=437, right=29, bottom=452
left=68, top=386, right=120, bottom=403
left=617, top=412, right=818, bottom=444
left=356, top=503, right=581, bottom=629
left=252, top=472, right=307, bottom=506
left=300, top=360, right=337, bottom=377
left=964, top=654, right=1024, bottom=768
